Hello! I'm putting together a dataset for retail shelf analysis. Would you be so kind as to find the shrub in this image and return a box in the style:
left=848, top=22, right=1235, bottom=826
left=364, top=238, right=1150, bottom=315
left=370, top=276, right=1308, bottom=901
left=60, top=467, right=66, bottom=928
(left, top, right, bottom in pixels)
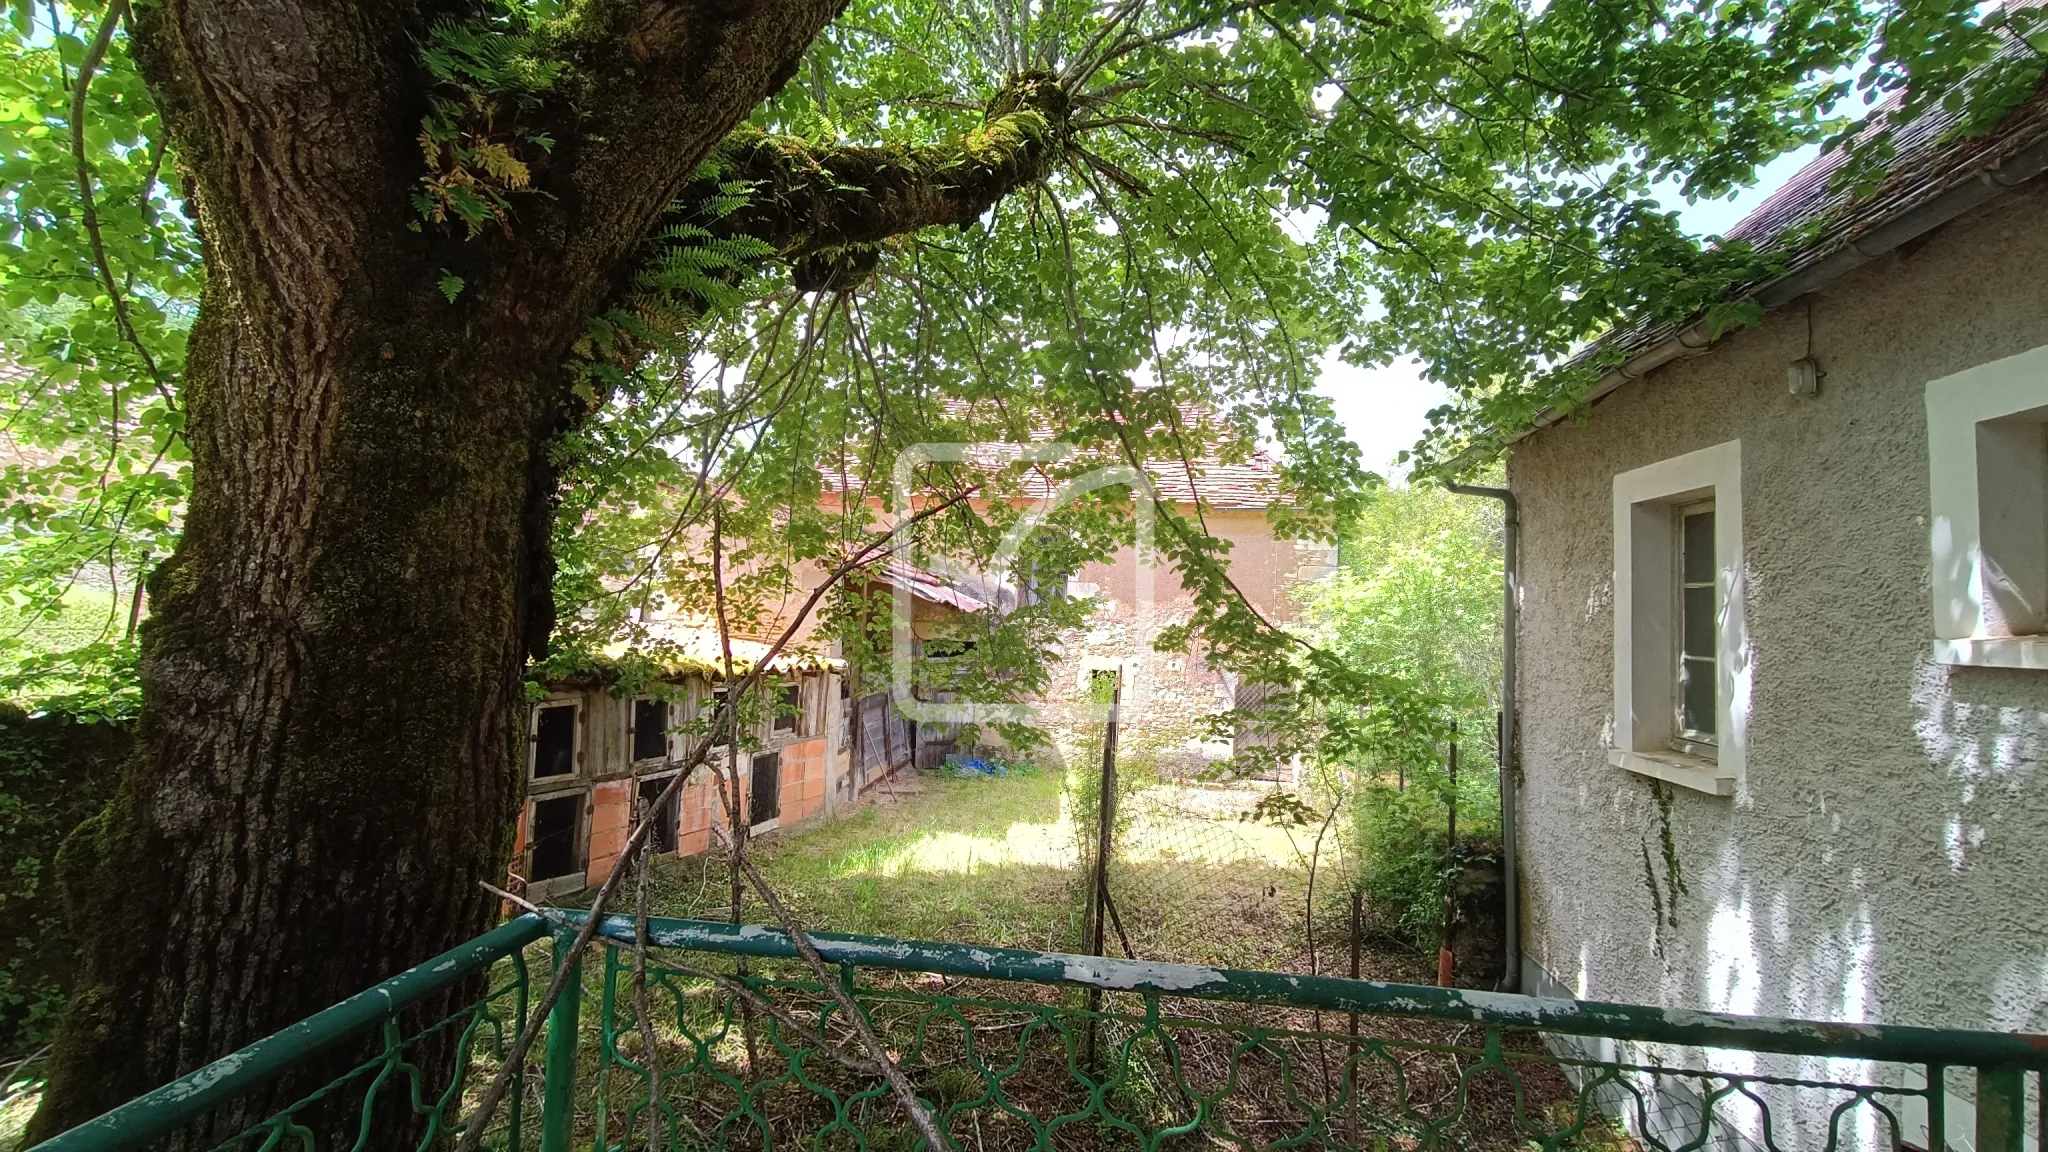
left=0, top=705, right=131, bottom=1057
left=1349, top=762, right=1500, bottom=952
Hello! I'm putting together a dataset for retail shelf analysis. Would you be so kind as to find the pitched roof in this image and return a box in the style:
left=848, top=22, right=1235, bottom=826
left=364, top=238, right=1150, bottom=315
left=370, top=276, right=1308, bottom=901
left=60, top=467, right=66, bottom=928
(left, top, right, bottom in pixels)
left=876, top=562, right=1019, bottom=613
left=595, top=618, right=838, bottom=679
left=1519, top=63, right=2048, bottom=442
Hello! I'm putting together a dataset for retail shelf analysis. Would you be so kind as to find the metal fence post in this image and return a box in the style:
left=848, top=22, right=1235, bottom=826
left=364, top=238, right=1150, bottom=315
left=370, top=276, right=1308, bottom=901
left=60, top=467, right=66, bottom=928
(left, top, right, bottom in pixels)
left=541, top=929, right=584, bottom=1152
left=1975, top=1065, right=2024, bottom=1152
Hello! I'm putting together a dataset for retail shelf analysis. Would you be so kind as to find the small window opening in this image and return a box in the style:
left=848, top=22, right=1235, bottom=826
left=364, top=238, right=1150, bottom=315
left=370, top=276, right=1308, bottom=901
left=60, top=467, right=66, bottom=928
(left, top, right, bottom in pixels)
left=530, top=795, right=581, bottom=882
left=638, top=777, right=678, bottom=854
left=774, top=682, right=800, bottom=734
left=749, top=751, right=782, bottom=827
left=532, top=704, right=577, bottom=780
left=631, top=697, right=669, bottom=763
left=1674, top=503, right=1717, bottom=756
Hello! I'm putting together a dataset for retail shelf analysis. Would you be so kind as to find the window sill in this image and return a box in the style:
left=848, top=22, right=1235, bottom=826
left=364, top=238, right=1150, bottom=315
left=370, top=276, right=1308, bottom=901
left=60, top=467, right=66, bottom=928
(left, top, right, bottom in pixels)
left=1608, top=748, right=1736, bottom=796
left=527, top=872, right=587, bottom=902
left=1932, top=637, right=2048, bottom=671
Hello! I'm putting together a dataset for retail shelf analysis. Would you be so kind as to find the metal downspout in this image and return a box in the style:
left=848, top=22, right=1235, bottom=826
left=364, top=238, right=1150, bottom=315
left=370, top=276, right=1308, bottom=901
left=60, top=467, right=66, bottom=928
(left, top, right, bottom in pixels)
left=1446, top=482, right=1519, bottom=992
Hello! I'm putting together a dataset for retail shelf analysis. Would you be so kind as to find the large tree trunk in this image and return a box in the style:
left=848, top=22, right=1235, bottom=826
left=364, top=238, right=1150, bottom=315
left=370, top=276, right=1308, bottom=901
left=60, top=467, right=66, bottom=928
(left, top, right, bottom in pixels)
left=25, top=0, right=635, bottom=1137
left=24, top=0, right=1062, bottom=1137
left=25, top=198, right=568, bottom=1146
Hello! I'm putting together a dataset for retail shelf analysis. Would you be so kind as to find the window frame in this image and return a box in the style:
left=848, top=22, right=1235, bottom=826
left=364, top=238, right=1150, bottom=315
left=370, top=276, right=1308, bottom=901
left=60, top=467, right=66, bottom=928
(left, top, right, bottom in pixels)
left=526, top=792, right=586, bottom=890
left=772, top=680, right=801, bottom=736
left=528, top=698, right=582, bottom=783
left=628, top=695, right=672, bottom=766
left=748, top=750, right=782, bottom=833
left=1671, top=499, right=1718, bottom=759
left=634, top=769, right=681, bottom=856
left=1925, top=342, right=2048, bottom=670
left=1611, top=440, right=1745, bottom=796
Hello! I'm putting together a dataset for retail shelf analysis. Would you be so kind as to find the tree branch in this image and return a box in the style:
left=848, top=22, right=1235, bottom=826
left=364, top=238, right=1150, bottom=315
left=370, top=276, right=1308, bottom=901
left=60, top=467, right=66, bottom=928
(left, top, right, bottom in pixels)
left=67, top=0, right=176, bottom=415
left=679, top=73, right=1073, bottom=291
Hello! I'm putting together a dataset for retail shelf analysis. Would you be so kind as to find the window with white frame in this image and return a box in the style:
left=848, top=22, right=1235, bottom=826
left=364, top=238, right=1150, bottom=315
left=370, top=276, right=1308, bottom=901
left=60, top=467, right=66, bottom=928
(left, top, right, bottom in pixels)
left=1926, top=343, right=2048, bottom=671
left=1611, top=441, right=1745, bottom=796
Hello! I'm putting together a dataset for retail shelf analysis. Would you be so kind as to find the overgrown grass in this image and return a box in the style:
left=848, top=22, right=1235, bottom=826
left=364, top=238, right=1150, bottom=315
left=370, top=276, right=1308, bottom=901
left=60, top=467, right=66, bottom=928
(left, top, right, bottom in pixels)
left=644, top=764, right=1328, bottom=974
left=648, top=765, right=1087, bottom=951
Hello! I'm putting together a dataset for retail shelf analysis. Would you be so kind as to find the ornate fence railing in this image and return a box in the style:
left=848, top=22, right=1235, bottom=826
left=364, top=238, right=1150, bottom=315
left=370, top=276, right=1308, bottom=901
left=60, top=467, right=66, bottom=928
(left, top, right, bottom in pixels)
left=26, top=912, right=2048, bottom=1152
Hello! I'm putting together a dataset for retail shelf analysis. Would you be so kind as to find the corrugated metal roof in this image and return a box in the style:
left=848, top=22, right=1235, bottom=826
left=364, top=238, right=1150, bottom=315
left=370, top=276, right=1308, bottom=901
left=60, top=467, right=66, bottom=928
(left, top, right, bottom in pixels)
left=877, top=562, right=1020, bottom=613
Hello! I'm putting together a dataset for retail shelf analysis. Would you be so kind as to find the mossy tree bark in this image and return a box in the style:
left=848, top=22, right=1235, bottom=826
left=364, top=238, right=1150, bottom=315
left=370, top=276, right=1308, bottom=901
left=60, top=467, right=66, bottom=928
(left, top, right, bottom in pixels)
left=28, top=0, right=1073, bottom=1143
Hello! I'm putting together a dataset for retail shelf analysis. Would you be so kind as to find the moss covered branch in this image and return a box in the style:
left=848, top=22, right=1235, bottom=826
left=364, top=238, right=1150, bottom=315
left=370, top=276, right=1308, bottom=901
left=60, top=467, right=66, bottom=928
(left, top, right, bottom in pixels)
left=682, top=71, right=1072, bottom=290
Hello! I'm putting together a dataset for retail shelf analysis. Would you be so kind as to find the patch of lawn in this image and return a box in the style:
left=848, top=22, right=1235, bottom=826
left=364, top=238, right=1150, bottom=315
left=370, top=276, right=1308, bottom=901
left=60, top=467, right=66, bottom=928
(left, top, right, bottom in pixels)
left=649, top=766, right=1088, bottom=952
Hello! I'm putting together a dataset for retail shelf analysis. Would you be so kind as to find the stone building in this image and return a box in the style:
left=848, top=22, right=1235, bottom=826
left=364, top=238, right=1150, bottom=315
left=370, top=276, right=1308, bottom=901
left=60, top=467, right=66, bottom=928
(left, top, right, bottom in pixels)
left=1038, top=456, right=1338, bottom=774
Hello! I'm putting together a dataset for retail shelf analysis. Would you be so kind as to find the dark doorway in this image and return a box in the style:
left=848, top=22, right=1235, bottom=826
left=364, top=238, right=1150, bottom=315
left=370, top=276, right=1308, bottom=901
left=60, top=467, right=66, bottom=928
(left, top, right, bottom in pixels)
left=631, top=698, right=669, bottom=762
left=532, top=704, right=576, bottom=779
left=638, top=776, right=678, bottom=854
left=749, top=751, right=782, bottom=827
left=530, top=794, right=581, bottom=881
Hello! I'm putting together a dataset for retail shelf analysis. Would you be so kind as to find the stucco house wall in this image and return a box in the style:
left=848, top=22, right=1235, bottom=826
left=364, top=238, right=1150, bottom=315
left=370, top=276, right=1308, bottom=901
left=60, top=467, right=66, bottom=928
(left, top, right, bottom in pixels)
left=1508, top=184, right=2048, bottom=1147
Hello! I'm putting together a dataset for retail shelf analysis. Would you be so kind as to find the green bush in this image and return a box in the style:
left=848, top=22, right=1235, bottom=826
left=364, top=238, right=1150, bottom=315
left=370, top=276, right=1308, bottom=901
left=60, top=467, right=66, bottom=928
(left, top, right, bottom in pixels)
left=1350, top=763, right=1500, bottom=952
left=0, top=705, right=131, bottom=1057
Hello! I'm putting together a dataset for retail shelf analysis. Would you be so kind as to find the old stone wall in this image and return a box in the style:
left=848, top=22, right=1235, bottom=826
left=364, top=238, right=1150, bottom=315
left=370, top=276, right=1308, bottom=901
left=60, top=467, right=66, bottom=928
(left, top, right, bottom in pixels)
left=1039, top=508, right=1337, bottom=773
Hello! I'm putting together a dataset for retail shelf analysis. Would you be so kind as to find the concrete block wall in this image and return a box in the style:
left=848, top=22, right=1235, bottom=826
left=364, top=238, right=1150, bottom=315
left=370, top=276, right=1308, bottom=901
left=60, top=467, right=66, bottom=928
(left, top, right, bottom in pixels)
left=584, top=778, right=634, bottom=885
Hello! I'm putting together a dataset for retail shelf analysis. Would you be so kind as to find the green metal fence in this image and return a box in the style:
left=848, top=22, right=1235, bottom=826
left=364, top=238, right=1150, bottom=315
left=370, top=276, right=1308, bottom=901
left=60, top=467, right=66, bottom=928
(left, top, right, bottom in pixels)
left=26, top=912, right=2048, bottom=1152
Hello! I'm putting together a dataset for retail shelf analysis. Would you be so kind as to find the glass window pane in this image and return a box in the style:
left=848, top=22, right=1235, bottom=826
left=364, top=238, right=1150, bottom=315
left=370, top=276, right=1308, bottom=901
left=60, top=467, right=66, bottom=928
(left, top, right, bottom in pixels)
left=1682, top=510, right=1715, bottom=584
left=1681, top=658, right=1717, bottom=737
left=1682, top=585, right=1717, bottom=658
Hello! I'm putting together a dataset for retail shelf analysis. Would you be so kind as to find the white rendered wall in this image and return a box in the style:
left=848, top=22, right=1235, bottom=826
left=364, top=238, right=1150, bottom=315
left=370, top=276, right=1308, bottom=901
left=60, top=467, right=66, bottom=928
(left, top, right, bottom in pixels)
left=1507, top=184, right=2048, bottom=1149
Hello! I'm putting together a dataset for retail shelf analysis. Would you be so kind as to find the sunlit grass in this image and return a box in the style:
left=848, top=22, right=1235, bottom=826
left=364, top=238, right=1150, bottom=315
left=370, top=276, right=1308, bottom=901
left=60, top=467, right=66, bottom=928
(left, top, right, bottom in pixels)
left=645, top=766, right=1338, bottom=972
left=649, top=766, right=1089, bottom=952
left=0, top=1078, right=41, bottom=1152
left=0, top=586, right=122, bottom=652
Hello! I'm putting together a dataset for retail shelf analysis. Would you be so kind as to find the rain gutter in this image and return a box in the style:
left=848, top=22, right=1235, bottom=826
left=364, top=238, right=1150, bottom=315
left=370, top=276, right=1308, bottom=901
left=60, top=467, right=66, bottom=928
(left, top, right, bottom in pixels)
left=1444, top=482, right=1518, bottom=993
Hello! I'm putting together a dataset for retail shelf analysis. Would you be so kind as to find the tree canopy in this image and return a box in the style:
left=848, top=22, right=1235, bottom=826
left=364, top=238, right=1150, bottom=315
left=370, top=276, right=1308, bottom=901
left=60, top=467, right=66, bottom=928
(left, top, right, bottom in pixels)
left=4, top=0, right=2041, bottom=717
left=4, top=0, right=2046, bottom=1136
